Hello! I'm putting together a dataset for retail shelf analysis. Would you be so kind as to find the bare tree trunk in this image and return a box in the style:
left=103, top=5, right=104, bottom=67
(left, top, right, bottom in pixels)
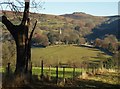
left=1, top=1, right=36, bottom=76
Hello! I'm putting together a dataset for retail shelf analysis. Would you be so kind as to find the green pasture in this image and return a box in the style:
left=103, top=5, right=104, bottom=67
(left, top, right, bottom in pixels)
left=31, top=45, right=110, bottom=66
left=32, top=67, right=120, bottom=85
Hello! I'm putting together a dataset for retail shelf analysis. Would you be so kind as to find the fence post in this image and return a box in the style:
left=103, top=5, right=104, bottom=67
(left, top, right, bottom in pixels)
left=87, top=64, right=89, bottom=73
left=73, top=65, right=75, bottom=80
left=40, top=60, right=44, bottom=80
left=7, top=63, right=10, bottom=74
left=56, top=65, right=58, bottom=84
left=81, top=65, right=83, bottom=75
left=63, top=67, right=65, bottom=79
left=48, top=65, right=51, bottom=81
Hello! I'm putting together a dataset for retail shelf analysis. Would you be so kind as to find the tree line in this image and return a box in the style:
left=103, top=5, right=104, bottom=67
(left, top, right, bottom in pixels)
left=31, top=29, right=86, bottom=47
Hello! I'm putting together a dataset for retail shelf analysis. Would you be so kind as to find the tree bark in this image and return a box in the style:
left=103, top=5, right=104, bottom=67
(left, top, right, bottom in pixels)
left=15, top=25, right=28, bottom=74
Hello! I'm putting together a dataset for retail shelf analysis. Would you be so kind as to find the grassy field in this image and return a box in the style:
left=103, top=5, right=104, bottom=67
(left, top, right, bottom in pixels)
left=32, top=67, right=119, bottom=85
left=1, top=66, right=119, bottom=85
left=31, top=45, right=110, bottom=66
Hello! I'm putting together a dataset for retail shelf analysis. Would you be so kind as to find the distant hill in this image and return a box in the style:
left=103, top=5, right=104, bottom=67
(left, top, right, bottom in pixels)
left=61, top=12, right=94, bottom=19
left=1, top=11, right=119, bottom=41
left=61, top=12, right=119, bottom=40
left=86, top=15, right=120, bottom=40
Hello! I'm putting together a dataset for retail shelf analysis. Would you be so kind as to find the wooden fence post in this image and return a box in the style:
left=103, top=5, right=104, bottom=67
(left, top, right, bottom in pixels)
left=63, top=67, right=65, bottom=79
left=6, top=63, right=10, bottom=75
left=7, top=63, right=10, bottom=74
left=81, top=65, right=83, bottom=75
left=87, top=64, right=90, bottom=73
left=73, top=66, right=75, bottom=80
left=48, top=65, right=51, bottom=81
left=56, top=65, right=58, bottom=84
left=40, top=60, right=44, bottom=80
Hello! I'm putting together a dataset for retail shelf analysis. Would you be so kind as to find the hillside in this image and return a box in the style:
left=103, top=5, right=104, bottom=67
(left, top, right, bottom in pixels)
left=86, top=16, right=120, bottom=40
left=1, top=11, right=119, bottom=42
left=61, top=12, right=119, bottom=40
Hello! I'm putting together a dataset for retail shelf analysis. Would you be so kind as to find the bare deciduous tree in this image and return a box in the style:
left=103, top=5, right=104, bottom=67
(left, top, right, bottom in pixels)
left=0, top=0, right=43, bottom=76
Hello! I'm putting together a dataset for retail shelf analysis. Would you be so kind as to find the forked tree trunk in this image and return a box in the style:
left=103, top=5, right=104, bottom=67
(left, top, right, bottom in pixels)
left=15, top=25, right=29, bottom=74
left=2, top=0, right=36, bottom=75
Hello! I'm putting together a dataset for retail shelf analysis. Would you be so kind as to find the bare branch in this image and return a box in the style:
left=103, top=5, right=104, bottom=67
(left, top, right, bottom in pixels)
left=0, top=0, right=45, bottom=20
left=2, top=15, right=14, bottom=32
left=1, top=15, right=18, bottom=41
left=29, top=20, right=37, bottom=42
left=21, top=1, right=30, bottom=25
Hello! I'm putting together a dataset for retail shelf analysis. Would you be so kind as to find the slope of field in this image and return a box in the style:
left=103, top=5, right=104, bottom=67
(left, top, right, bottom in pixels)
left=31, top=45, right=110, bottom=66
